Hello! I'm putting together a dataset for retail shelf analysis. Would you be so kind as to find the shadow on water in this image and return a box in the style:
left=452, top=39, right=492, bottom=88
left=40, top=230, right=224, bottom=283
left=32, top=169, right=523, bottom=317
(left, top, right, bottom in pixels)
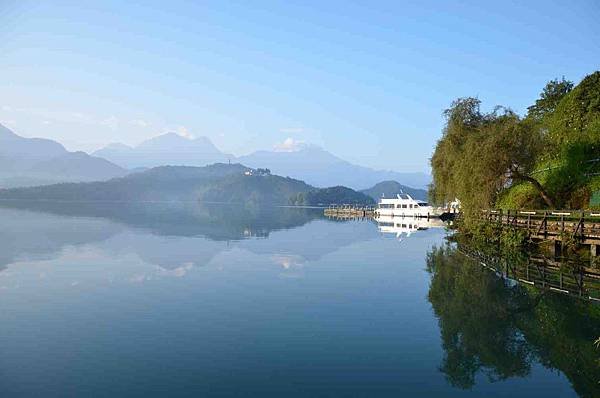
left=426, top=244, right=600, bottom=397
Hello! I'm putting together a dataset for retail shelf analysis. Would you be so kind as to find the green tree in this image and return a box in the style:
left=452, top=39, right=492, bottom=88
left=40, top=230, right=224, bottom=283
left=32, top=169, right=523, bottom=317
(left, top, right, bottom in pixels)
left=430, top=97, right=483, bottom=207
left=430, top=71, right=600, bottom=212
left=526, top=77, right=573, bottom=121
left=548, top=71, right=600, bottom=149
left=430, top=99, right=553, bottom=212
left=542, top=72, right=600, bottom=207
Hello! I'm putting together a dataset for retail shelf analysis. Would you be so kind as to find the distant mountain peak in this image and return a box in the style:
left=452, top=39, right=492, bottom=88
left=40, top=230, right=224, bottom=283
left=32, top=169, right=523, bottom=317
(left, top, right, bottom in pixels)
left=0, top=123, right=20, bottom=139
left=160, top=131, right=192, bottom=141
left=104, top=142, right=133, bottom=151
left=0, top=124, right=126, bottom=187
left=273, top=137, right=309, bottom=152
left=239, top=146, right=430, bottom=190
left=93, top=131, right=231, bottom=169
left=0, top=123, right=66, bottom=160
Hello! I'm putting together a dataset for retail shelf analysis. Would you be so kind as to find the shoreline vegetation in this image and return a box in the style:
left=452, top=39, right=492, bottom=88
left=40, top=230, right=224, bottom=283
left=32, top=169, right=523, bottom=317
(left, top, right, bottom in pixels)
left=429, top=70, right=600, bottom=263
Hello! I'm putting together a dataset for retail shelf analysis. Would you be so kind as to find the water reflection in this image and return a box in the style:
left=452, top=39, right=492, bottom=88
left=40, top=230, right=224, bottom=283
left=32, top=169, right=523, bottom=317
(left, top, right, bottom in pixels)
left=0, top=202, right=376, bottom=273
left=375, top=215, right=446, bottom=240
left=426, top=244, right=600, bottom=397
left=0, top=201, right=596, bottom=396
left=0, top=200, right=322, bottom=240
left=460, top=246, right=600, bottom=301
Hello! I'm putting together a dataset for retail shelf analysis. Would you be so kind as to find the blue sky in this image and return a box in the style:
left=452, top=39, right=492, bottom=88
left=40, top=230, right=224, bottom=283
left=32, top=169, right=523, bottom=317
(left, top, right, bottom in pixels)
left=1, top=0, right=598, bottom=172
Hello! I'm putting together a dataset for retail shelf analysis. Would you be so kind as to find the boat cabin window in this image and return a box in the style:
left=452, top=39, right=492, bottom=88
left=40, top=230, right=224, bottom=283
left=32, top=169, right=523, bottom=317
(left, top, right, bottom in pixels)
left=380, top=204, right=394, bottom=208
left=402, top=204, right=407, bottom=208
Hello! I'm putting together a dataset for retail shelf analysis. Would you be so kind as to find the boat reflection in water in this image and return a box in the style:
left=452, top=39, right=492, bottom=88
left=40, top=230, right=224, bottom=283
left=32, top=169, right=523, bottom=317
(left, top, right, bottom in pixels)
left=374, top=214, right=446, bottom=241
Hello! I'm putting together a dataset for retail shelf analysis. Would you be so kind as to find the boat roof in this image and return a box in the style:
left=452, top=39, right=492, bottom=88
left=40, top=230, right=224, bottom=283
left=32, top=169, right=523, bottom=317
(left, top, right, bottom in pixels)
left=378, top=193, right=428, bottom=204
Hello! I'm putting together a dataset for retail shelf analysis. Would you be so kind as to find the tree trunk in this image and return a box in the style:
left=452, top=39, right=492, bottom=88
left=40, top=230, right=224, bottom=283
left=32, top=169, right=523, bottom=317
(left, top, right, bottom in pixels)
left=511, top=171, right=555, bottom=208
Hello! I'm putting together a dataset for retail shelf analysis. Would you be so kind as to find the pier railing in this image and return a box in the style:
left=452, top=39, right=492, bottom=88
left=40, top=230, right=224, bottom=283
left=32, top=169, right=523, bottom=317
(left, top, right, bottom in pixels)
left=482, top=209, right=600, bottom=246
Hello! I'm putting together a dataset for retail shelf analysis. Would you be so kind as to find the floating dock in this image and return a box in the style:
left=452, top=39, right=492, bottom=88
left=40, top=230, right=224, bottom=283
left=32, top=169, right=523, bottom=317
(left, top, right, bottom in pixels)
left=324, top=205, right=375, bottom=219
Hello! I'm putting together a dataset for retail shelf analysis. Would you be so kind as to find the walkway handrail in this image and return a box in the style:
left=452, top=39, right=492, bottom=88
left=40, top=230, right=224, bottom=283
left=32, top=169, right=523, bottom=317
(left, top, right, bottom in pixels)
left=483, top=209, right=600, bottom=219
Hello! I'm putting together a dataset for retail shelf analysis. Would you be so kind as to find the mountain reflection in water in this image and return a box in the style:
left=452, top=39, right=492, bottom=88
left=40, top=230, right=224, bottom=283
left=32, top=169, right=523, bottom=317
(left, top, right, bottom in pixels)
left=0, top=202, right=374, bottom=273
left=0, top=201, right=597, bottom=397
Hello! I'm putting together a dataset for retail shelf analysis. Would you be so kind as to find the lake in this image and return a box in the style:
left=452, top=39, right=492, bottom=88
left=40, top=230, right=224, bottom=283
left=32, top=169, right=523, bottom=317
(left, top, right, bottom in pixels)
left=0, top=202, right=598, bottom=397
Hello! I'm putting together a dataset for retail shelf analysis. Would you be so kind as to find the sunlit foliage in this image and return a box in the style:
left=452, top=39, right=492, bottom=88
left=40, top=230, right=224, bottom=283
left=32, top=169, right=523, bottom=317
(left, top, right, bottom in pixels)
left=430, top=71, right=600, bottom=212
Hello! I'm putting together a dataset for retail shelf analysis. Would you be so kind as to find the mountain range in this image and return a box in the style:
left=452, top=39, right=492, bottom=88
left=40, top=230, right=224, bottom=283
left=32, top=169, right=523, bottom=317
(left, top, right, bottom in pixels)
left=0, top=124, right=127, bottom=188
left=237, top=146, right=430, bottom=190
left=93, top=134, right=430, bottom=190
left=1, top=122, right=430, bottom=192
left=92, top=132, right=232, bottom=169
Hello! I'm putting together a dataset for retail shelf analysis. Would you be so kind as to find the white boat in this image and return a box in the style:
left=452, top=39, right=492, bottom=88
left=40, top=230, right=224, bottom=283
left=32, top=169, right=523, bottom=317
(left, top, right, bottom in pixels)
left=374, top=193, right=442, bottom=218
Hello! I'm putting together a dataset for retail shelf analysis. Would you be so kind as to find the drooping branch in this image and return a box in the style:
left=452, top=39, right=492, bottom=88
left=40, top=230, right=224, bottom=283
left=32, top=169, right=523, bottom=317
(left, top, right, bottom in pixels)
left=510, top=168, right=555, bottom=208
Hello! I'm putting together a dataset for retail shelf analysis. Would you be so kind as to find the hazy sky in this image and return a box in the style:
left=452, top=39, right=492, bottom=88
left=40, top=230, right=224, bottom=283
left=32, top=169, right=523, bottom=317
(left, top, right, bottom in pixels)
left=1, top=1, right=598, bottom=172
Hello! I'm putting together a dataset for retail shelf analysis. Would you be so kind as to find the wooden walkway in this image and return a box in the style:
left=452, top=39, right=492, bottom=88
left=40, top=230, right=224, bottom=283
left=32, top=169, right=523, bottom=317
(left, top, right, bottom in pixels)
left=484, top=209, right=600, bottom=255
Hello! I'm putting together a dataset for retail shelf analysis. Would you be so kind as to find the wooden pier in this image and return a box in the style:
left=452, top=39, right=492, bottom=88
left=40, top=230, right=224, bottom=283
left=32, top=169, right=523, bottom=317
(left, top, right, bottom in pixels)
left=324, top=205, right=375, bottom=219
left=483, top=209, right=600, bottom=256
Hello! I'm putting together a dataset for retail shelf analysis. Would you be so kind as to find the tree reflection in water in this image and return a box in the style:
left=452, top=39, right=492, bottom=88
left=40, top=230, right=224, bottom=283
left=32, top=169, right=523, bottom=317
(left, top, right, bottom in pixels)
left=426, top=244, right=600, bottom=397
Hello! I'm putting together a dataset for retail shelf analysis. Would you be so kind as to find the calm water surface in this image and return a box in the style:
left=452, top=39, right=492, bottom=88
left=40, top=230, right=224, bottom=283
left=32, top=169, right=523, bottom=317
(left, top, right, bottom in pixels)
left=0, top=202, right=597, bottom=397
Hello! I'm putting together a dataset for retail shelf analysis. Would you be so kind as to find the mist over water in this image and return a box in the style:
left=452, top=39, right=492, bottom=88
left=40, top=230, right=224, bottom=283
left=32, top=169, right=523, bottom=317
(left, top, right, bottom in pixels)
left=0, top=203, right=594, bottom=397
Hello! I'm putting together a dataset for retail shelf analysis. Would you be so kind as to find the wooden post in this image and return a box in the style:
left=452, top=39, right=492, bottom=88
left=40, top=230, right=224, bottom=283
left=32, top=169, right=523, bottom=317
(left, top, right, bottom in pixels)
left=581, top=211, right=585, bottom=240
left=542, top=265, right=546, bottom=288
left=559, top=272, right=563, bottom=289
left=550, top=240, right=562, bottom=259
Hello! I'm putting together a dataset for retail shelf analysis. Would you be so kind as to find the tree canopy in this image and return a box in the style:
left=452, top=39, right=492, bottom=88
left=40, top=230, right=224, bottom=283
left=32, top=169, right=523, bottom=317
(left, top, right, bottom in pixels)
left=526, top=77, right=573, bottom=121
left=430, top=71, right=600, bottom=212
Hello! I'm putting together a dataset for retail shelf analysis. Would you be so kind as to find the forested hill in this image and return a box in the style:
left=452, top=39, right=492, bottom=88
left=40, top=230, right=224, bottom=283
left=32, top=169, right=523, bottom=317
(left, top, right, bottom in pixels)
left=290, top=186, right=375, bottom=206
left=0, top=163, right=374, bottom=206
left=430, top=70, right=600, bottom=212
left=361, top=180, right=427, bottom=201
